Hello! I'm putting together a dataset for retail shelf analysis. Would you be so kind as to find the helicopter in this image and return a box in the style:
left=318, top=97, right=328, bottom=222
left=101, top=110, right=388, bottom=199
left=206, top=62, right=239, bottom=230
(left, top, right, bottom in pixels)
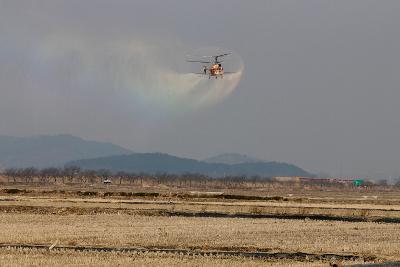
left=187, top=53, right=236, bottom=79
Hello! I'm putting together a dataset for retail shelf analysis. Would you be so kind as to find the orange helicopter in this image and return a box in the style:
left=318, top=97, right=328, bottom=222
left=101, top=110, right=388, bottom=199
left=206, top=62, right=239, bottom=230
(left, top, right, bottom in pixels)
left=187, top=53, right=236, bottom=79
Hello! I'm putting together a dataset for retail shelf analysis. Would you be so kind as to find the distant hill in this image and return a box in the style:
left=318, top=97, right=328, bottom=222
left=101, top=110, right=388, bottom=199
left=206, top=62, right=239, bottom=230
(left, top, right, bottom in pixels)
left=204, top=153, right=261, bottom=165
left=67, top=153, right=311, bottom=177
left=0, top=134, right=132, bottom=169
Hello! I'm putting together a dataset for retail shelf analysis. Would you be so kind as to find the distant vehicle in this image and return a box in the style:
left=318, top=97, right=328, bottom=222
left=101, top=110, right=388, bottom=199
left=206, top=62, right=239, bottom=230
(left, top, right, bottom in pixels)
left=187, top=53, right=236, bottom=79
left=103, top=178, right=112, bottom=184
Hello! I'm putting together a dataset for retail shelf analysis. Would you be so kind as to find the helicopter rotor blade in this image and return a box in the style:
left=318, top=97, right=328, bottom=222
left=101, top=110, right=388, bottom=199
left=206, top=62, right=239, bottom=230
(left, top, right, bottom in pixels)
left=190, top=53, right=231, bottom=59
left=216, top=53, right=231, bottom=58
left=204, top=53, right=231, bottom=58
left=186, top=60, right=211, bottom=64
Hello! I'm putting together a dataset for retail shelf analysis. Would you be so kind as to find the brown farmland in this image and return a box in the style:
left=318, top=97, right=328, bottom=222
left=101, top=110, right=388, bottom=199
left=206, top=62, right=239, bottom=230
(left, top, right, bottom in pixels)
left=0, top=181, right=399, bottom=266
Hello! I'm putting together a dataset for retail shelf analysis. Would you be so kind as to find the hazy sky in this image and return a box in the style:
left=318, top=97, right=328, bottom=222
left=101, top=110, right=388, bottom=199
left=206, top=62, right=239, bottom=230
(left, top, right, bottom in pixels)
left=1, top=0, right=400, bottom=179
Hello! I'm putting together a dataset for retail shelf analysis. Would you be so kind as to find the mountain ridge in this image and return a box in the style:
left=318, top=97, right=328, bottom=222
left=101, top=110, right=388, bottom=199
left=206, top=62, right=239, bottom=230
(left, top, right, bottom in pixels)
left=0, top=134, right=132, bottom=169
left=67, top=152, right=311, bottom=177
left=0, top=134, right=311, bottom=177
left=204, top=153, right=262, bottom=165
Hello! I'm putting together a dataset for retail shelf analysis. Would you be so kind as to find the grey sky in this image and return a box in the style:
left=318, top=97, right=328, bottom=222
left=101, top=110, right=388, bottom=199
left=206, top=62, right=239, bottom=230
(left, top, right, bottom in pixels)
left=1, top=0, right=400, bottom=179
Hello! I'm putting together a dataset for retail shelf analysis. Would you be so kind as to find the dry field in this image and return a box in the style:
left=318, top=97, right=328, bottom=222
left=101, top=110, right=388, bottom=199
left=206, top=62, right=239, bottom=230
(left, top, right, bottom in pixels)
left=0, top=248, right=353, bottom=267
left=0, top=184, right=400, bottom=266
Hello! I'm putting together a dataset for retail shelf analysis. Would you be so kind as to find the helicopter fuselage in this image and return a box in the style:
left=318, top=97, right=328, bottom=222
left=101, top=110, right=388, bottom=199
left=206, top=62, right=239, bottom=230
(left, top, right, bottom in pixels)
left=188, top=53, right=231, bottom=79
left=207, top=64, right=224, bottom=78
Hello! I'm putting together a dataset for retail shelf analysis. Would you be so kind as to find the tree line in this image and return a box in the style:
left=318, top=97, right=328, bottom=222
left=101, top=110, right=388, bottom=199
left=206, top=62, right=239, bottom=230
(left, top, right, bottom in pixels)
left=2, top=166, right=399, bottom=188
left=2, top=166, right=274, bottom=187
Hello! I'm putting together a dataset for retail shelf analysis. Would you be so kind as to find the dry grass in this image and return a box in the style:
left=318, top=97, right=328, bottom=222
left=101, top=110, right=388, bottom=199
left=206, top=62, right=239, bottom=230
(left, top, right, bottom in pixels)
left=0, top=213, right=399, bottom=259
left=0, top=248, right=358, bottom=267
left=0, top=186, right=399, bottom=265
left=5, top=195, right=400, bottom=211
left=2, top=182, right=400, bottom=202
left=1, top=195, right=400, bottom=219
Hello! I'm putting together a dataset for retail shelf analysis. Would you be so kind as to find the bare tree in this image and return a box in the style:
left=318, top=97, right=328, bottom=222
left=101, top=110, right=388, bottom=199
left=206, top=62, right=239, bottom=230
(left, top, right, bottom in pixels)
left=63, top=166, right=81, bottom=183
left=4, top=168, right=18, bottom=183
left=39, top=168, right=59, bottom=184
left=377, top=179, right=388, bottom=186
left=21, top=167, right=38, bottom=183
left=116, top=171, right=129, bottom=185
left=81, top=170, right=97, bottom=184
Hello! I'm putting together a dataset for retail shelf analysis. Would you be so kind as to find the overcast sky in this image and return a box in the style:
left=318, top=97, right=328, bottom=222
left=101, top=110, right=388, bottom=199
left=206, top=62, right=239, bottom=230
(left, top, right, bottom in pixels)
left=1, top=0, right=400, bottom=179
